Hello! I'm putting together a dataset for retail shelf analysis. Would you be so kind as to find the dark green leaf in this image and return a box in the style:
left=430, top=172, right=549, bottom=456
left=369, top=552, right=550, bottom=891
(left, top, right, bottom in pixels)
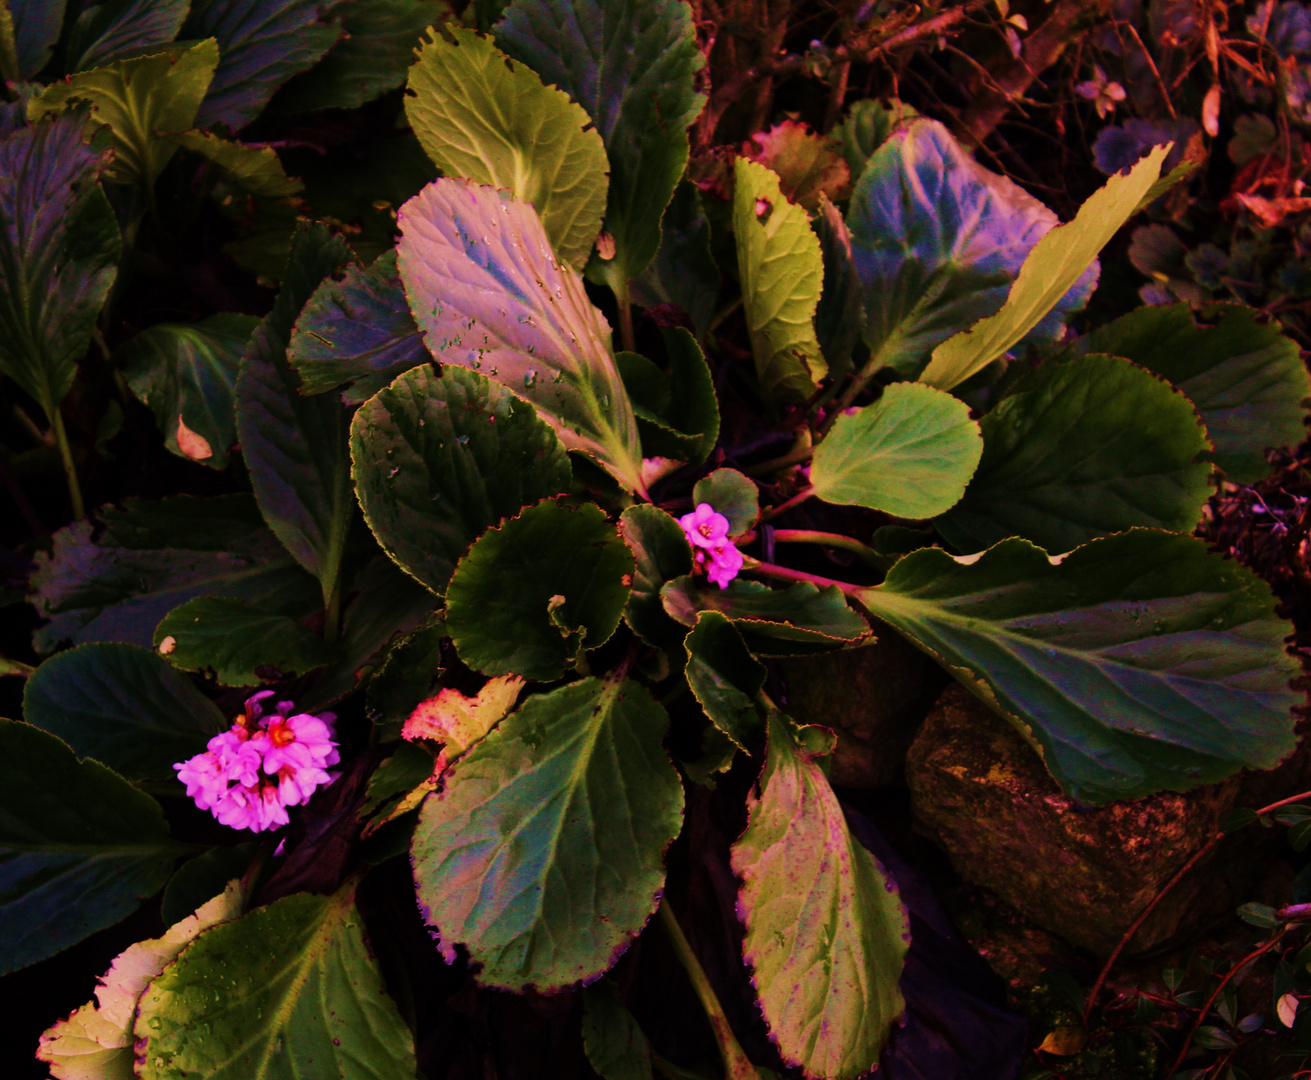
left=28, top=495, right=322, bottom=653
left=66, top=0, right=189, bottom=72
left=684, top=611, right=765, bottom=751
left=813, top=194, right=864, bottom=380
left=412, top=675, right=684, bottom=991
left=935, top=354, right=1212, bottom=554
left=812, top=382, right=982, bottom=518
left=119, top=313, right=259, bottom=470
left=0, top=114, right=119, bottom=422
left=496, top=0, right=704, bottom=289
left=618, top=504, right=693, bottom=647
left=9, top=0, right=65, bottom=78
left=360, top=740, right=435, bottom=823
left=629, top=180, right=721, bottom=338
left=170, top=130, right=305, bottom=198
left=848, top=119, right=1094, bottom=378
left=154, top=597, right=338, bottom=686
left=236, top=222, right=357, bottom=605
left=397, top=178, right=646, bottom=493
left=583, top=979, right=654, bottom=1080
left=351, top=364, right=572, bottom=595
left=23, top=642, right=224, bottom=781
left=1077, top=303, right=1311, bottom=483
left=830, top=98, right=919, bottom=181
left=183, top=0, right=343, bottom=130
left=0, top=719, right=183, bottom=975
left=1237, top=902, right=1282, bottom=928
left=854, top=531, right=1301, bottom=804
left=446, top=500, right=634, bottom=680
left=661, top=577, right=870, bottom=656
left=288, top=248, right=427, bottom=403
left=135, top=883, right=418, bottom=1079
left=617, top=329, right=718, bottom=465
left=366, top=613, right=446, bottom=740
left=1292, top=819, right=1311, bottom=852
left=405, top=24, right=608, bottom=268
left=160, top=843, right=258, bottom=926
left=692, top=468, right=758, bottom=534
left=1194, top=1026, right=1238, bottom=1051
left=1221, top=807, right=1258, bottom=833
left=732, top=711, right=908, bottom=1078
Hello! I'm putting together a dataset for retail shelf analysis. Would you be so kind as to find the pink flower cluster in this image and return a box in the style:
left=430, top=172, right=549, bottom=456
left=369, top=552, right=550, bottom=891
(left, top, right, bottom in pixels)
left=175, top=691, right=339, bottom=833
left=679, top=502, right=744, bottom=588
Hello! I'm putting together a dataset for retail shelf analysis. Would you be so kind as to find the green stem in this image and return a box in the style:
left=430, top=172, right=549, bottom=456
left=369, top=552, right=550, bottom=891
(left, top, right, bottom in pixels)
left=322, top=579, right=342, bottom=644
left=758, top=485, right=815, bottom=523
left=50, top=407, right=85, bottom=519
left=615, top=279, right=636, bottom=354
left=657, top=900, right=757, bottom=1080
left=820, top=352, right=886, bottom=435
left=772, top=529, right=882, bottom=565
left=741, top=555, right=860, bottom=596
left=743, top=442, right=814, bottom=477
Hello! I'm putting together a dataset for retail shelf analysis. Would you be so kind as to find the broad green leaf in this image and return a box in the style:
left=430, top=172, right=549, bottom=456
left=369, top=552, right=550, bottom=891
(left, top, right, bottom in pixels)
left=183, top=0, right=343, bottom=130
left=0, top=114, right=120, bottom=423
left=496, top=0, right=704, bottom=288
left=853, top=531, right=1301, bottom=804
left=405, top=24, right=609, bottom=269
left=734, top=157, right=826, bottom=404
left=684, top=611, right=765, bottom=751
left=37, top=879, right=245, bottom=1080
left=365, top=612, right=446, bottom=739
left=1077, top=302, right=1311, bottom=483
left=732, top=711, right=908, bottom=1079
left=412, top=675, right=684, bottom=992
left=741, top=119, right=851, bottom=211
left=921, top=145, right=1168, bottom=390
left=29, top=40, right=220, bottom=188
left=0, top=719, right=184, bottom=975
left=618, top=504, right=693, bottom=647
left=813, top=195, right=864, bottom=381
left=446, top=500, right=634, bottom=680
left=274, top=0, right=450, bottom=112
left=154, top=597, right=338, bottom=686
left=28, top=495, right=322, bottom=653
left=583, top=979, right=654, bottom=1080
left=692, top=468, right=758, bottom=534
left=811, top=382, right=982, bottom=518
left=830, top=97, right=919, bottom=181
left=661, top=577, right=870, bottom=656
left=237, top=222, right=357, bottom=607
left=848, top=119, right=1094, bottom=379
left=935, top=354, right=1212, bottom=554
left=617, top=328, right=718, bottom=464
left=397, top=178, right=646, bottom=493
left=170, top=130, right=305, bottom=198
left=65, top=0, right=189, bottom=72
left=119, top=313, right=259, bottom=470
left=135, top=883, right=418, bottom=1080
left=160, top=843, right=258, bottom=926
left=289, top=248, right=428, bottom=403
left=629, top=179, right=721, bottom=338
left=23, top=642, right=225, bottom=781
left=351, top=364, right=571, bottom=595
left=7, top=0, right=64, bottom=78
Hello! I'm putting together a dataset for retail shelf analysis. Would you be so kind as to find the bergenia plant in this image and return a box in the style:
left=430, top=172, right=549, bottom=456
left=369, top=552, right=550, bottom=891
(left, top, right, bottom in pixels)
left=0, top=1, right=1306, bottom=1079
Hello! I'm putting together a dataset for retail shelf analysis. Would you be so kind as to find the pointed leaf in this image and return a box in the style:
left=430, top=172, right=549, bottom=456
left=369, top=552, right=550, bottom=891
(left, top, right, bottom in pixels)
left=684, top=610, right=765, bottom=751
left=446, top=500, right=634, bottom=680
left=119, top=313, right=259, bottom=469
left=237, top=222, right=357, bottom=601
left=583, top=979, right=655, bottom=1080
left=405, top=24, right=609, bottom=269
left=351, top=364, right=572, bottom=595
left=0, top=719, right=183, bottom=975
left=65, top=0, right=190, bottom=72
left=495, top=0, right=704, bottom=286
left=692, top=468, right=758, bottom=534
left=37, top=880, right=245, bottom=1080
left=618, top=504, right=694, bottom=647
left=398, top=178, right=645, bottom=492
left=0, top=114, right=119, bottom=420
left=732, top=711, right=909, bottom=1079
left=935, top=354, right=1213, bottom=554
left=29, top=40, right=220, bottom=188
left=8, top=0, right=65, bottom=78
left=848, top=119, right=1094, bottom=379
left=183, top=0, right=343, bottom=130
left=23, top=642, right=225, bottom=781
left=170, top=130, right=305, bottom=198
left=412, top=675, right=684, bottom=992
left=854, top=531, right=1301, bottom=804
left=153, top=597, right=339, bottom=686
left=812, top=382, right=981, bottom=518
left=922, top=145, right=1167, bottom=390
left=134, top=883, right=418, bottom=1080
left=1077, top=302, right=1311, bottom=483
left=629, top=179, right=721, bottom=338
left=288, top=248, right=427, bottom=403
left=29, top=495, right=322, bottom=652
left=734, top=156, right=826, bottom=404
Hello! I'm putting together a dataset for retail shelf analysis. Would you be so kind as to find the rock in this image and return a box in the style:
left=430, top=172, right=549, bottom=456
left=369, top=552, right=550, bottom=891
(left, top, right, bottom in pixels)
left=778, top=623, right=947, bottom=787
left=906, top=683, right=1311, bottom=957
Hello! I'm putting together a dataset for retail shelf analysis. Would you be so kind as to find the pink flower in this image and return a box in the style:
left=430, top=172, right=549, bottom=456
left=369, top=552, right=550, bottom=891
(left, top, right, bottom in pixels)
left=679, top=503, right=731, bottom=549
left=680, top=502, right=743, bottom=589
left=705, top=542, right=744, bottom=588
left=174, top=692, right=339, bottom=834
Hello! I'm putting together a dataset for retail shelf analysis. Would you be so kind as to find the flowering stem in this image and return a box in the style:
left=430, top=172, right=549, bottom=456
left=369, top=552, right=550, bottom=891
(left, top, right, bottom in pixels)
left=657, top=900, right=757, bottom=1080
left=771, top=529, right=882, bottom=565
left=741, top=555, right=861, bottom=595
left=616, top=280, right=636, bottom=354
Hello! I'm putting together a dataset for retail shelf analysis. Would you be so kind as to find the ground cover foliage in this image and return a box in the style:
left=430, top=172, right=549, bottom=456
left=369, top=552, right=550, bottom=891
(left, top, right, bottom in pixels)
left=2, top=0, right=1311, bottom=1077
